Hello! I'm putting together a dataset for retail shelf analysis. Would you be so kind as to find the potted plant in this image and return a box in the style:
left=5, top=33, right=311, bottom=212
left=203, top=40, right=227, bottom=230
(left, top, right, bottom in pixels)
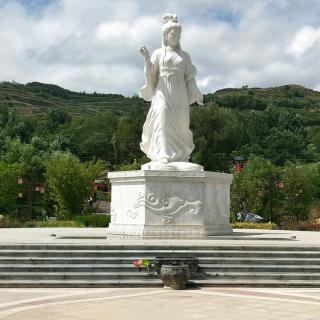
left=159, top=264, right=190, bottom=290
left=132, top=255, right=198, bottom=290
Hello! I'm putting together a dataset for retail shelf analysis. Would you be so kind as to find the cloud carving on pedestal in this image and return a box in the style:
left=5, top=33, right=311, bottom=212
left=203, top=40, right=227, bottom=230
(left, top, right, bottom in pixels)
left=126, top=192, right=202, bottom=222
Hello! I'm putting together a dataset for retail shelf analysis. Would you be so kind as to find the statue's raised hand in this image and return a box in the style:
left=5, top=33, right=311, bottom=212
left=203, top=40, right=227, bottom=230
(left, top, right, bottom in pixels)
left=139, top=46, right=150, bottom=60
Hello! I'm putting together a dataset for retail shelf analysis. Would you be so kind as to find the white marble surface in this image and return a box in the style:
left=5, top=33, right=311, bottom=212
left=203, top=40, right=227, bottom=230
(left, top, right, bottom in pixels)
left=106, top=14, right=232, bottom=237
left=138, top=14, right=203, bottom=168
left=107, top=170, right=233, bottom=237
left=141, top=161, right=204, bottom=171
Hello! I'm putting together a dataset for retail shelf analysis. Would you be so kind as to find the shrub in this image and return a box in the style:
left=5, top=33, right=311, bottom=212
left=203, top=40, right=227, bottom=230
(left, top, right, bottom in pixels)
left=0, top=214, right=110, bottom=228
left=279, top=218, right=320, bottom=231
left=232, top=222, right=277, bottom=229
left=74, top=214, right=110, bottom=227
left=22, top=220, right=84, bottom=228
left=0, top=215, right=23, bottom=228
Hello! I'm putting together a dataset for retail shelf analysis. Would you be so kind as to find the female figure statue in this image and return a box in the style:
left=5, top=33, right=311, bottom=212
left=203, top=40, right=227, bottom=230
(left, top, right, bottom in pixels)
left=139, top=13, right=203, bottom=171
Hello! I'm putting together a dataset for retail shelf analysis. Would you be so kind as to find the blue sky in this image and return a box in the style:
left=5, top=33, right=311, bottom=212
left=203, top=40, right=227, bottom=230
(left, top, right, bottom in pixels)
left=0, top=0, right=320, bottom=95
left=2, top=0, right=54, bottom=13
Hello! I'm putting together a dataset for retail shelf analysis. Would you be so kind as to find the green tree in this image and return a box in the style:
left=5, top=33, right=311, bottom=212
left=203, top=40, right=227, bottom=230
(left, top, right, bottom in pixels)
left=1, top=138, right=41, bottom=171
left=0, top=102, right=36, bottom=143
left=61, top=111, right=118, bottom=162
left=37, top=108, right=70, bottom=135
left=301, top=162, right=320, bottom=199
left=281, top=165, right=314, bottom=221
left=0, top=161, right=24, bottom=214
left=45, top=152, right=103, bottom=216
left=116, top=97, right=147, bottom=163
left=191, top=105, right=242, bottom=171
left=0, top=102, right=9, bottom=129
left=231, top=157, right=281, bottom=222
left=263, top=128, right=307, bottom=166
left=237, top=106, right=314, bottom=165
left=1, top=136, right=60, bottom=174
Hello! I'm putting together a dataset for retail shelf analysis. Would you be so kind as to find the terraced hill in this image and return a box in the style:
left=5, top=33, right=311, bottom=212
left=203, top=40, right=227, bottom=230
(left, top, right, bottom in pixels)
left=0, top=81, right=138, bottom=118
left=207, top=84, right=320, bottom=126
left=1, top=82, right=320, bottom=126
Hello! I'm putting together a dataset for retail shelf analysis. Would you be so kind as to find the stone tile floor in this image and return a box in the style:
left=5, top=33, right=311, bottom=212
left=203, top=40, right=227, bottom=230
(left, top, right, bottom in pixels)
left=1, top=227, right=319, bottom=246
left=0, top=287, right=319, bottom=320
left=1, top=228, right=320, bottom=319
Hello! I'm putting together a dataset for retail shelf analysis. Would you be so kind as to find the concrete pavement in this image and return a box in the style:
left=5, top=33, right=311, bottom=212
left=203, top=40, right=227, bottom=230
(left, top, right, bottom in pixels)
left=0, top=228, right=320, bottom=319
left=0, top=227, right=319, bottom=247
left=0, top=287, right=319, bottom=320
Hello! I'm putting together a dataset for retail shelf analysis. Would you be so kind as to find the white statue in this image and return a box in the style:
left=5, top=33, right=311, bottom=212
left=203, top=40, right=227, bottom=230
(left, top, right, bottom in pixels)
left=139, top=13, right=204, bottom=171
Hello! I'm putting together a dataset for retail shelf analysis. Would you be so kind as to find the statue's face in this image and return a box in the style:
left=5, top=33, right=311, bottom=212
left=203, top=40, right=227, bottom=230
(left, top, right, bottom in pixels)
left=167, top=27, right=181, bottom=47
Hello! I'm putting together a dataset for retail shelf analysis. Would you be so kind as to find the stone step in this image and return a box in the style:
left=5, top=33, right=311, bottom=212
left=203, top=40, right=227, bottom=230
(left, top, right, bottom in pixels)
left=1, top=271, right=320, bottom=281
left=199, top=264, right=320, bottom=273
left=1, top=250, right=320, bottom=258
left=0, top=264, right=139, bottom=272
left=1, top=244, right=320, bottom=251
left=1, top=256, right=320, bottom=265
left=1, top=244, right=320, bottom=287
left=199, top=257, right=320, bottom=265
left=0, top=279, right=163, bottom=288
left=196, top=272, right=320, bottom=280
left=2, top=263, right=320, bottom=273
left=0, top=245, right=305, bottom=251
left=0, top=272, right=158, bottom=280
left=193, top=279, right=320, bottom=287
left=0, top=257, right=141, bottom=264
left=1, top=278, right=320, bottom=288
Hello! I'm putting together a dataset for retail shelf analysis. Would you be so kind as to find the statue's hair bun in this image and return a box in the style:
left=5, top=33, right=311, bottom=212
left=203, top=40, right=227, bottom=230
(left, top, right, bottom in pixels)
left=162, top=13, right=178, bottom=24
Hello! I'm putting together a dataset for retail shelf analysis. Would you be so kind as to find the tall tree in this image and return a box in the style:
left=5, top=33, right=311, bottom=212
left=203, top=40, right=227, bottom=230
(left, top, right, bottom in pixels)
left=191, top=104, right=242, bottom=171
left=0, top=161, right=24, bottom=214
left=45, top=152, right=103, bottom=216
left=231, top=157, right=281, bottom=222
left=281, top=165, right=313, bottom=221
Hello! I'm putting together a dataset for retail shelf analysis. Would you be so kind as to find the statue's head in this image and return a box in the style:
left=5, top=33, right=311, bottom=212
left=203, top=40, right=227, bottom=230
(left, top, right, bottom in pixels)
left=162, top=13, right=181, bottom=48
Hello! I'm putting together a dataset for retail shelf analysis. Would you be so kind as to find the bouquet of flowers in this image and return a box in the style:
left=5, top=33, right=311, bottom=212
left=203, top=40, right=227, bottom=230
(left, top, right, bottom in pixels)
left=132, top=259, right=153, bottom=273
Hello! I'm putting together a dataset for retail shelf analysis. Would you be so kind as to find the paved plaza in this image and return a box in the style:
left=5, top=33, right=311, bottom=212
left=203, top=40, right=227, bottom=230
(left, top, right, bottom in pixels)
left=0, top=227, right=319, bottom=246
left=0, top=228, right=320, bottom=319
left=0, top=287, right=319, bottom=320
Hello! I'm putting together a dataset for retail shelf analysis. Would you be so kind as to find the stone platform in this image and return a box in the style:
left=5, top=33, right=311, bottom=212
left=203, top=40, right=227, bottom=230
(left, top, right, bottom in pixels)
left=0, top=228, right=320, bottom=288
left=106, top=170, right=233, bottom=237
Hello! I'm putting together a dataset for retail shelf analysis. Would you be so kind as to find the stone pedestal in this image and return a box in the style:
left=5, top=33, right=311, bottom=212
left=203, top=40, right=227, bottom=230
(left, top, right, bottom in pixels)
left=106, top=170, right=233, bottom=237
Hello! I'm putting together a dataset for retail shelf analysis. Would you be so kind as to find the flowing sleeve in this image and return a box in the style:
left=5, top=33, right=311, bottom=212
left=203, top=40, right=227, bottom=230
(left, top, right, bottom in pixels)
left=184, top=52, right=203, bottom=105
left=139, top=49, right=160, bottom=101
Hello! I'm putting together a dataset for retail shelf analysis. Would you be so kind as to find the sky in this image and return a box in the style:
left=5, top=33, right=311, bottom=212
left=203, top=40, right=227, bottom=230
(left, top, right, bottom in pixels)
left=0, top=0, right=320, bottom=95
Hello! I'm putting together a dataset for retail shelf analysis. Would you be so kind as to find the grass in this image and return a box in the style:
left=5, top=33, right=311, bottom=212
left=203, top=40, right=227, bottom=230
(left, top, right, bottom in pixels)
left=231, top=222, right=278, bottom=229
left=0, top=214, right=110, bottom=228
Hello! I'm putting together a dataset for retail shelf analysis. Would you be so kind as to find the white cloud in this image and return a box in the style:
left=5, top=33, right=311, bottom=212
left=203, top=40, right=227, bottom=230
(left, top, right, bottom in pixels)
left=287, top=26, right=320, bottom=58
left=197, top=75, right=220, bottom=88
left=0, top=0, right=320, bottom=95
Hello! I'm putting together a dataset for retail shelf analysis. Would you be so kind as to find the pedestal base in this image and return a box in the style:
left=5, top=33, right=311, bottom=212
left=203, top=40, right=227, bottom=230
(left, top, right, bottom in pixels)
left=107, top=170, right=233, bottom=237
left=141, top=161, right=204, bottom=171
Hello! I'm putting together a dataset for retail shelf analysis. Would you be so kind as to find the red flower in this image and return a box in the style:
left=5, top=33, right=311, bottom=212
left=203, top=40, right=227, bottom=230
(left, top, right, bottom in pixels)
left=132, top=260, right=143, bottom=268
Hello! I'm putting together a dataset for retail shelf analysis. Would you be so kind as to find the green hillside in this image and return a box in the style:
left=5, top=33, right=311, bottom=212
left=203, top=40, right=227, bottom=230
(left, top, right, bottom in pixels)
left=207, top=84, right=320, bottom=126
left=1, top=81, right=320, bottom=126
left=0, top=81, right=138, bottom=117
left=1, top=81, right=320, bottom=224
